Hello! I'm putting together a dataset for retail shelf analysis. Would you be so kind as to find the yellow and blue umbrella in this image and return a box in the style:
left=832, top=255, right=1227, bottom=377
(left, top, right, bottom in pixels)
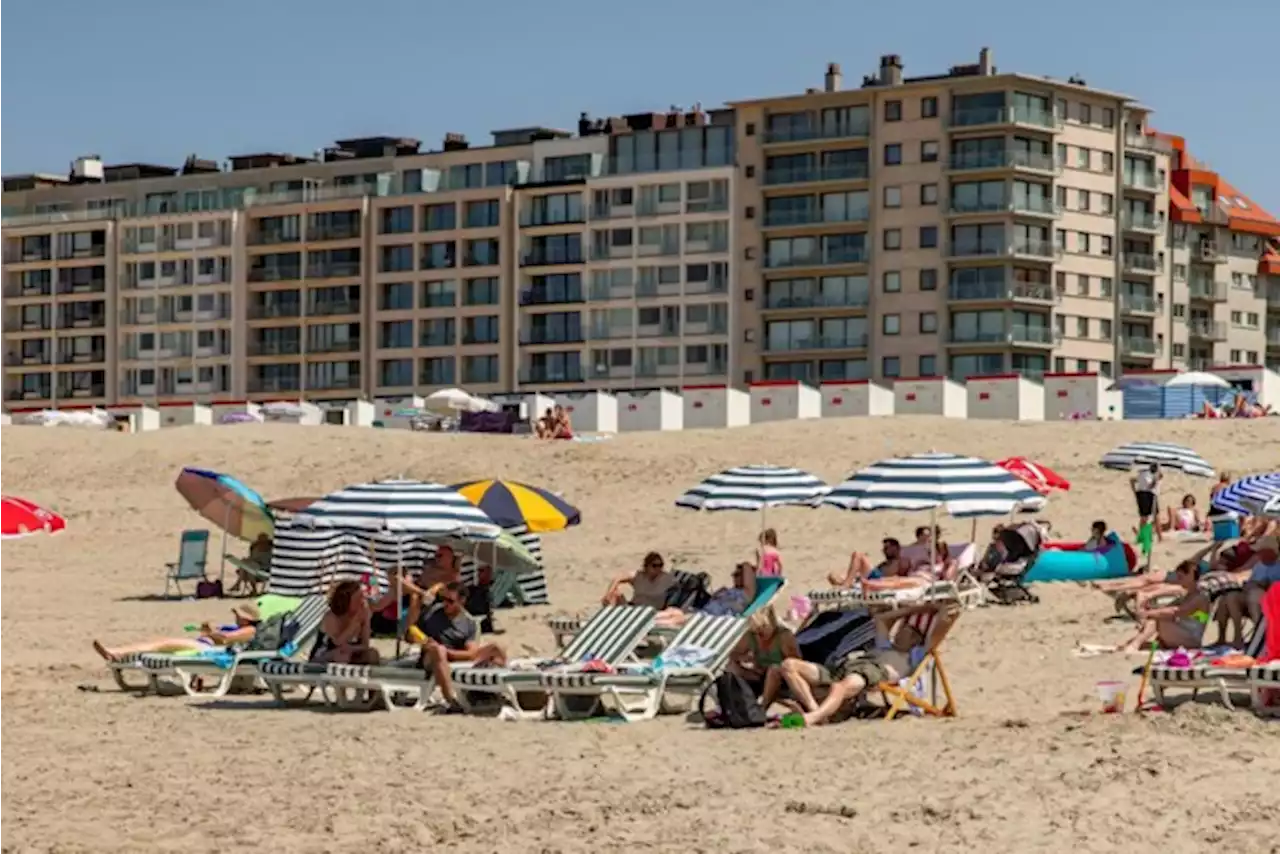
left=451, top=479, right=581, bottom=533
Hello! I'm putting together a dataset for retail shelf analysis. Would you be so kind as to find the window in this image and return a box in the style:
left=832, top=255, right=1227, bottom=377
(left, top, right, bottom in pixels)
left=885, top=100, right=902, bottom=122
left=380, top=207, right=413, bottom=234
left=421, top=241, right=456, bottom=269
left=380, top=282, right=414, bottom=311
left=1056, top=142, right=1068, bottom=164
left=1076, top=317, right=1089, bottom=338
left=1079, top=103, right=1092, bottom=124
left=883, top=314, right=901, bottom=335
left=883, top=186, right=902, bottom=208
left=1076, top=147, right=1090, bottom=169
left=1102, top=107, right=1115, bottom=128
left=1101, top=151, right=1114, bottom=173
left=1056, top=185, right=1068, bottom=207
left=1099, top=193, right=1114, bottom=214
left=422, top=280, right=457, bottom=308
left=1100, top=235, right=1113, bottom=257
left=464, top=199, right=501, bottom=229
left=1077, top=232, right=1091, bottom=254
left=379, top=320, right=414, bottom=349
left=1077, top=189, right=1090, bottom=211
left=919, top=226, right=938, bottom=249
left=379, top=245, right=414, bottom=273
left=1099, top=319, right=1112, bottom=339
left=422, top=203, right=456, bottom=231
left=883, top=271, right=901, bottom=293
left=463, top=315, right=500, bottom=344
left=883, top=229, right=902, bottom=250
left=1230, top=349, right=1242, bottom=363
left=919, top=311, right=938, bottom=333
left=464, top=238, right=500, bottom=266
left=919, top=268, right=938, bottom=291
left=920, top=141, right=939, bottom=163
left=920, top=183, right=938, bottom=205
left=379, top=359, right=413, bottom=387
left=884, top=144, right=902, bottom=166
left=463, top=354, right=499, bottom=385
left=921, top=97, right=938, bottom=118
left=918, top=354, right=937, bottom=377
left=1077, top=274, right=1089, bottom=295
left=882, top=357, right=901, bottom=378
left=1099, top=277, right=1113, bottom=298
left=464, top=277, right=500, bottom=305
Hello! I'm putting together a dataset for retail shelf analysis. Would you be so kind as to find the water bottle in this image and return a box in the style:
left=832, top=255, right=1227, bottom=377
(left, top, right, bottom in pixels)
left=779, top=712, right=806, bottom=729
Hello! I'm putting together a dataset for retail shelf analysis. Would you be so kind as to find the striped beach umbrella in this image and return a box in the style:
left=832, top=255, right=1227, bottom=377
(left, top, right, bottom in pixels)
left=823, top=452, right=1047, bottom=518
left=1258, top=495, right=1280, bottom=518
left=1211, top=472, right=1280, bottom=516
left=451, top=479, right=581, bottom=533
left=293, top=478, right=501, bottom=538
left=675, top=465, right=829, bottom=513
left=1099, top=441, right=1214, bottom=478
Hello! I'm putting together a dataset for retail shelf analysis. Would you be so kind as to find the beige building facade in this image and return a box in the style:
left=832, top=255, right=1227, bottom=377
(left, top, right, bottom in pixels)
left=4, top=49, right=1278, bottom=411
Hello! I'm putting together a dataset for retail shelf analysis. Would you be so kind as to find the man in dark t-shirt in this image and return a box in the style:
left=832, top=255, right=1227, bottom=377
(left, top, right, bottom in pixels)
left=417, top=582, right=507, bottom=714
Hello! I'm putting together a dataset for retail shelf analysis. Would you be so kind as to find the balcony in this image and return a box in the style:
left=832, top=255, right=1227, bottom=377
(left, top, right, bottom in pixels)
left=1119, top=294, right=1160, bottom=316
left=764, top=247, right=869, bottom=270
left=248, top=340, right=303, bottom=357
left=57, top=313, right=106, bottom=329
left=5, top=282, right=53, bottom=298
left=1194, top=242, right=1225, bottom=264
left=248, top=377, right=303, bottom=393
left=1188, top=319, right=1228, bottom=342
left=307, top=300, right=360, bottom=317
left=307, top=374, right=363, bottom=391
left=248, top=231, right=299, bottom=246
left=1121, top=253, right=1160, bottom=275
left=1187, top=279, right=1228, bottom=303
left=763, top=164, right=870, bottom=187
left=947, top=280, right=1057, bottom=304
left=948, top=239, right=1058, bottom=261
left=950, top=198, right=1059, bottom=218
left=306, top=262, right=362, bottom=279
left=1121, top=211, right=1162, bottom=233
left=1122, top=172, right=1160, bottom=192
left=1120, top=336, right=1159, bottom=357
left=58, top=349, right=107, bottom=364
left=520, top=368, right=586, bottom=384
left=520, top=328, right=585, bottom=345
left=635, top=281, right=683, bottom=299
left=588, top=325, right=634, bottom=340
left=762, top=123, right=871, bottom=145
left=1267, top=288, right=1280, bottom=309
left=521, top=250, right=584, bottom=267
left=248, top=303, right=303, bottom=320
left=947, top=106, right=1060, bottom=131
left=5, top=317, right=52, bottom=332
left=1266, top=329, right=1280, bottom=349
left=762, top=208, right=871, bottom=228
left=10, top=350, right=52, bottom=366
left=57, top=244, right=107, bottom=260
left=946, top=150, right=1058, bottom=173
left=1125, top=134, right=1174, bottom=154
left=763, top=334, right=869, bottom=353
left=308, top=224, right=362, bottom=242
left=763, top=291, right=871, bottom=310
left=519, top=288, right=585, bottom=306
left=248, top=267, right=303, bottom=283
left=1008, top=325, right=1059, bottom=347
left=308, top=339, right=362, bottom=355
left=57, top=384, right=107, bottom=399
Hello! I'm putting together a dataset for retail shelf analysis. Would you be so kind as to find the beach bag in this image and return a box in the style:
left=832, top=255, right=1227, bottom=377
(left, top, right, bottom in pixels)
left=665, top=572, right=711, bottom=610
left=248, top=612, right=300, bottom=652
left=700, top=672, right=766, bottom=729
left=195, top=579, right=223, bottom=599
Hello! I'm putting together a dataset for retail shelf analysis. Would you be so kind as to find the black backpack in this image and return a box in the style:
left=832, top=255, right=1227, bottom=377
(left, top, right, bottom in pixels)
left=700, top=672, right=766, bottom=729
left=665, top=572, right=712, bottom=610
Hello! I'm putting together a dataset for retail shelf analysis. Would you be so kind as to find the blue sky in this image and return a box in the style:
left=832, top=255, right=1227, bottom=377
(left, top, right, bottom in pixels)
left=3, top=0, right=1276, bottom=212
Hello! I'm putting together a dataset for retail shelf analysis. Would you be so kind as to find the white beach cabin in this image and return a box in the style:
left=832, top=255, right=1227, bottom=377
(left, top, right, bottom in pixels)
left=108, top=404, right=162, bottom=432
left=965, top=375, right=1045, bottom=421
left=893, top=378, right=968, bottom=417
left=820, top=380, right=895, bottom=418
left=682, top=385, right=751, bottom=429
left=616, top=389, right=684, bottom=432
left=1043, top=372, right=1124, bottom=420
left=1210, top=364, right=1279, bottom=408
left=554, top=390, right=618, bottom=433
left=749, top=381, right=821, bottom=424
left=158, top=402, right=214, bottom=427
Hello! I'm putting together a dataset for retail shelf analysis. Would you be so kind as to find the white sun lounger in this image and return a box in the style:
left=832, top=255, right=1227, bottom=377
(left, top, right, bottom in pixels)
left=1146, top=616, right=1268, bottom=710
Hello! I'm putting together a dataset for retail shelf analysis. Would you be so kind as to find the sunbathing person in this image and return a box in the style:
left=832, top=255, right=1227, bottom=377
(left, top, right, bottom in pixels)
left=602, top=551, right=677, bottom=607
left=93, top=603, right=262, bottom=661
left=416, top=582, right=507, bottom=714
left=728, top=606, right=798, bottom=709
left=313, top=581, right=378, bottom=664
left=1159, top=494, right=1203, bottom=535
left=828, top=538, right=904, bottom=588
left=655, top=562, right=757, bottom=629
left=777, top=601, right=955, bottom=726
left=1114, top=560, right=1211, bottom=653
left=1083, top=520, right=1110, bottom=551
left=534, top=407, right=556, bottom=439
left=369, top=545, right=462, bottom=637
left=1214, top=535, right=1280, bottom=644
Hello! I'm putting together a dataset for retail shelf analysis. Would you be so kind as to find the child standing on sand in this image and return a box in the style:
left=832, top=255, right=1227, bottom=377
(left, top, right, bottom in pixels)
left=756, top=528, right=783, bottom=577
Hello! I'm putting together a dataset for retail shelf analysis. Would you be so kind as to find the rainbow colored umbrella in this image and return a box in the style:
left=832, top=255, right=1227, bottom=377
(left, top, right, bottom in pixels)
left=451, top=479, right=580, bottom=533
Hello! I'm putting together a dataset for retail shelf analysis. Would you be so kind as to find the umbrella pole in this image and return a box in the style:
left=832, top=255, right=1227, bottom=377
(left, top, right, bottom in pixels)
left=219, top=504, right=230, bottom=588
left=394, top=542, right=404, bottom=661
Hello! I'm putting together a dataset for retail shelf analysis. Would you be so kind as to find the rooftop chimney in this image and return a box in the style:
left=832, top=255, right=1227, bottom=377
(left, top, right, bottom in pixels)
left=978, top=47, right=994, bottom=75
left=878, top=55, right=903, bottom=86
left=442, top=132, right=469, bottom=152
left=824, top=62, right=843, bottom=93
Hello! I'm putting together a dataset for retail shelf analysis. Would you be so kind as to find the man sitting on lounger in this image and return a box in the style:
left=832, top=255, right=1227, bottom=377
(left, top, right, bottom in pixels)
left=416, top=582, right=507, bottom=714
left=777, top=602, right=954, bottom=726
left=827, top=538, right=905, bottom=588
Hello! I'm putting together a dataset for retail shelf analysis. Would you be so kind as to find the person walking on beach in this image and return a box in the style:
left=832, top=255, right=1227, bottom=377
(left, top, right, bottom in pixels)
left=1131, top=462, right=1162, bottom=543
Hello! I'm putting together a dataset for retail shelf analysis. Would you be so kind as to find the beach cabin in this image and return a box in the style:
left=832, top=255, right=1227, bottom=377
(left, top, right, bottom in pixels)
left=372, top=395, right=425, bottom=429
left=1043, top=372, right=1124, bottom=420
left=554, top=390, right=618, bottom=433
left=157, top=402, right=214, bottom=427
left=616, top=389, right=684, bottom=432
left=749, top=381, right=821, bottom=424
left=1210, top=364, right=1279, bottom=409
left=107, top=404, right=161, bottom=432
left=338, top=399, right=376, bottom=426
left=488, top=391, right=555, bottom=423
left=820, top=380, right=895, bottom=418
left=965, top=375, right=1045, bottom=421
left=261, top=400, right=324, bottom=425
left=682, top=385, right=751, bottom=429
left=893, top=378, right=967, bottom=418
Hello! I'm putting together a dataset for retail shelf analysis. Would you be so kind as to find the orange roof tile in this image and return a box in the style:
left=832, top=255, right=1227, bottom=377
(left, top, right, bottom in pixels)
left=1214, top=178, right=1280, bottom=237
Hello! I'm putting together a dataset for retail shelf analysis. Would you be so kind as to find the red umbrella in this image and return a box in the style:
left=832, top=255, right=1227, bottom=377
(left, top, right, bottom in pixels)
left=1, top=496, right=67, bottom=539
left=996, top=458, right=1071, bottom=495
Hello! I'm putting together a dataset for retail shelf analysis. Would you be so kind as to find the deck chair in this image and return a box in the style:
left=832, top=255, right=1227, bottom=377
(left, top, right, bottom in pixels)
left=225, top=555, right=270, bottom=594
left=1249, top=662, right=1280, bottom=716
left=164, top=529, right=210, bottom=597
left=488, top=569, right=528, bottom=608
left=868, top=598, right=962, bottom=720
left=110, top=595, right=328, bottom=697
left=806, top=580, right=963, bottom=613
left=538, top=612, right=750, bottom=722
left=545, top=569, right=704, bottom=646
left=1145, top=616, right=1268, bottom=710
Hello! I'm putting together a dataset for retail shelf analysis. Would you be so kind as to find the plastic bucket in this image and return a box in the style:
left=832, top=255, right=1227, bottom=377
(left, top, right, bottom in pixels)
left=1096, top=680, right=1127, bottom=713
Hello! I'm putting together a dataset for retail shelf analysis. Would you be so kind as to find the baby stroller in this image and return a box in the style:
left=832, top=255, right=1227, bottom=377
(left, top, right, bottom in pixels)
left=984, top=522, right=1044, bottom=605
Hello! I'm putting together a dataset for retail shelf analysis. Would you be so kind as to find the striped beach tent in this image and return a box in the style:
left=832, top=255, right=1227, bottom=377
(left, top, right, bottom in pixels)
left=1099, top=442, right=1214, bottom=478
left=823, top=452, right=1046, bottom=518
left=675, top=465, right=828, bottom=512
left=1210, top=472, right=1280, bottom=517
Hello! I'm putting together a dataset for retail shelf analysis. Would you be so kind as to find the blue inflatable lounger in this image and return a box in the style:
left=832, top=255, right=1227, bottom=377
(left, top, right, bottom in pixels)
left=1024, top=534, right=1135, bottom=583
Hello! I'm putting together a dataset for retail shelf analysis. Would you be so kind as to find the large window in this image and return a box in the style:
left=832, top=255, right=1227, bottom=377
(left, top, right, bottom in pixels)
left=950, top=310, right=1006, bottom=343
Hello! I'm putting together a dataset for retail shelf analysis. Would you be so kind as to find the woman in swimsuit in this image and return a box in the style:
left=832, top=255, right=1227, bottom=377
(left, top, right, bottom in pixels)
left=93, top=604, right=261, bottom=661
left=1159, top=494, right=1203, bottom=534
left=1115, top=561, right=1211, bottom=653
left=729, top=606, right=798, bottom=708
left=314, top=581, right=379, bottom=664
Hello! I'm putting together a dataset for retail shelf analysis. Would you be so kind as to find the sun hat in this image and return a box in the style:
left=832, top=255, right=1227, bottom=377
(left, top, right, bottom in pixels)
left=232, top=603, right=262, bottom=623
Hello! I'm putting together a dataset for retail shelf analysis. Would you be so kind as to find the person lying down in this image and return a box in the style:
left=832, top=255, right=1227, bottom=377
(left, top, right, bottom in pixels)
left=93, top=603, right=262, bottom=661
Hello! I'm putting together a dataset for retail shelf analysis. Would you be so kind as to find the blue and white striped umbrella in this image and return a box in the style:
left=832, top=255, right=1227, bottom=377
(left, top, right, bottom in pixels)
left=823, top=452, right=1047, bottom=518
left=1210, top=472, right=1280, bottom=516
left=675, top=465, right=829, bottom=512
left=1099, top=442, right=1214, bottom=478
left=294, top=478, right=501, bottom=538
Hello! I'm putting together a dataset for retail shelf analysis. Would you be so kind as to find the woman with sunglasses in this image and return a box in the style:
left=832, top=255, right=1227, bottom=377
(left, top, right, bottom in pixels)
left=601, top=551, right=676, bottom=608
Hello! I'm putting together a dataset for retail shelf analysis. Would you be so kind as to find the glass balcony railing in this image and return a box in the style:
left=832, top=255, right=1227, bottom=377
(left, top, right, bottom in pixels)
left=1120, top=294, right=1159, bottom=315
left=1187, top=279, right=1227, bottom=302
left=1121, top=253, right=1159, bottom=274
left=1121, top=211, right=1162, bottom=232
left=1123, top=172, right=1160, bottom=191
left=764, top=247, right=869, bottom=269
left=763, top=124, right=871, bottom=144
left=1008, top=325, right=1058, bottom=346
left=1120, top=336, right=1158, bottom=356
left=519, top=288, right=585, bottom=305
left=948, top=106, right=1060, bottom=129
left=947, top=281, right=1056, bottom=303
left=763, top=163, right=870, bottom=186
left=1188, top=320, right=1228, bottom=341
left=948, top=240, right=1058, bottom=260
left=763, top=291, right=871, bottom=310
left=762, top=208, right=870, bottom=227
left=946, top=150, right=1058, bottom=172
left=763, top=333, right=869, bottom=352
left=519, top=328, right=585, bottom=345
left=520, top=368, right=586, bottom=384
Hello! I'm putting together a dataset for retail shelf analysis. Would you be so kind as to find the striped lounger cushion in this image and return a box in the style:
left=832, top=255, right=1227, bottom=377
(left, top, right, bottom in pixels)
left=453, top=667, right=545, bottom=689
left=259, top=661, right=329, bottom=679
left=1251, top=663, right=1280, bottom=685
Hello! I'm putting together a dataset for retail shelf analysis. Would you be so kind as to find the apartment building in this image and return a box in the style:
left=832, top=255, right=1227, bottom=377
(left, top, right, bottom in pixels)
left=730, top=49, right=1280, bottom=385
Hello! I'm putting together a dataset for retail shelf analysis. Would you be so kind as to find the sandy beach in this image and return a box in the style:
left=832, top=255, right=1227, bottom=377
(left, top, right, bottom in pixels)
left=2, top=416, right=1277, bottom=854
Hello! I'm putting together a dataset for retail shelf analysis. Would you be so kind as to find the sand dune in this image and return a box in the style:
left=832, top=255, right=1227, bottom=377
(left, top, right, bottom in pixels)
left=2, top=417, right=1277, bottom=853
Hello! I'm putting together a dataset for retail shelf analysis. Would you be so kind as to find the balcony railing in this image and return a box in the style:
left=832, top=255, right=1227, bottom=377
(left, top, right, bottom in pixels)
left=520, top=368, right=586, bottom=384
left=307, top=339, right=361, bottom=354
left=763, top=164, right=870, bottom=186
left=56, top=385, right=107, bottom=399
left=948, top=240, right=1058, bottom=260
left=1266, top=329, right=1280, bottom=348
left=763, top=291, right=871, bottom=310
left=1266, top=288, right=1280, bottom=307
left=763, top=333, right=870, bottom=352
left=1188, top=320, right=1228, bottom=342
left=946, top=150, right=1058, bottom=172
left=55, top=280, right=108, bottom=295
left=57, top=314, right=106, bottom=329
left=1187, top=279, right=1228, bottom=302
left=588, top=325, right=634, bottom=340
left=247, top=340, right=303, bottom=357
left=519, top=289, right=585, bottom=306
left=248, top=304, right=303, bottom=319
left=762, top=209, right=871, bottom=227
left=521, top=250, right=584, bottom=267
left=57, top=350, right=107, bottom=364
left=248, top=377, right=303, bottom=393
left=1121, top=253, right=1160, bottom=274
left=946, top=281, right=1056, bottom=303
left=764, top=248, right=869, bottom=269
left=306, top=262, right=362, bottom=279
left=307, top=224, right=362, bottom=241
left=4, top=283, right=54, bottom=298
left=1121, top=211, right=1162, bottom=232
left=1122, top=172, right=1160, bottom=191
left=762, top=123, right=871, bottom=144
left=1125, top=134, right=1174, bottom=154
left=307, top=375, right=363, bottom=391
left=247, top=268, right=303, bottom=283
left=1008, top=325, right=1058, bottom=346
left=1120, top=336, right=1158, bottom=356
left=948, top=106, right=1060, bottom=129
left=1119, top=294, right=1159, bottom=315
left=307, top=300, right=360, bottom=317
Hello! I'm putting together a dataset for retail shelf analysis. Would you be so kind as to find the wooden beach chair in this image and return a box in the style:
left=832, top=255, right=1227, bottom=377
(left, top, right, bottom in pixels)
left=873, top=599, right=962, bottom=720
